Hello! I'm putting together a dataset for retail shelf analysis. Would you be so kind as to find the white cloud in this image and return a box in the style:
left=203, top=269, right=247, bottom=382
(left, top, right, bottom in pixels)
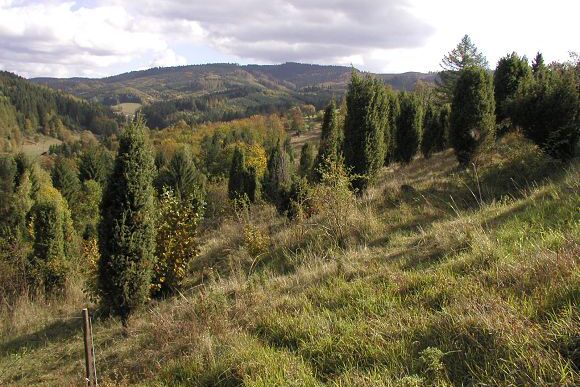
left=0, top=0, right=578, bottom=77
left=151, top=49, right=187, bottom=67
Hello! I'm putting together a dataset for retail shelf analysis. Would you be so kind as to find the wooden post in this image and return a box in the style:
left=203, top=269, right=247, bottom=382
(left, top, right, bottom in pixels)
left=82, top=308, right=96, bottom=387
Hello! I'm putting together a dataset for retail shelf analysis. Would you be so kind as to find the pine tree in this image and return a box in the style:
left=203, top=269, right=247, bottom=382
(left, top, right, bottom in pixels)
left=98, top=116, right=156, bottom=326
left=395, top=92, right=423, bottom=163
left=264, top=141, right=291, bottom=210
left=313, top=100, right=343, bottom=180
left=343, top=72, right=389, bottom=191
left=51, top=157, right=80, bottom=205
left=531, top=52, right=546, bottom=76
left=299, top=142, right=316, bottom=179
left=438, top=35, right=488, bottom=102
left=450, top=67, right=496, bottom=166
left=494, top=52, right=531, bottom=124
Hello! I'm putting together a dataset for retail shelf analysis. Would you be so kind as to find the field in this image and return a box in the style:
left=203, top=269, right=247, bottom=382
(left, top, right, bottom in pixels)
left=19, top=135, right=62, bottom=157
left=113, top=102, right=142, bottom=116
left=0, top=133, right=578, bottom=386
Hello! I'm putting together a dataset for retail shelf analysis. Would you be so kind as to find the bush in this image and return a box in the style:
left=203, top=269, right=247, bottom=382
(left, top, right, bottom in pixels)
left=510, top=64, right=579, bottom=160
left=28, top=185, right=76, bottom=295
left=152, top=189, right=204, bottom=297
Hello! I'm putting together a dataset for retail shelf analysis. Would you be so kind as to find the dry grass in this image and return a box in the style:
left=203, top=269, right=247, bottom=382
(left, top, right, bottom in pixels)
left=1, top=134, right=578, bottom=386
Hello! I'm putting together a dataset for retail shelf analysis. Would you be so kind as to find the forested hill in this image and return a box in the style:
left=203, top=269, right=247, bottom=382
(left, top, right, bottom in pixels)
left=31, top=63, right=436, bottom=128
left=32, top=63, right=436, bottom=102
left=0, top=71, right=119, bottom=153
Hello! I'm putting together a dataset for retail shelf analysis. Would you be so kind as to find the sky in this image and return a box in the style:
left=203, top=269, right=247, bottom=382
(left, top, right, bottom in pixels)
left=0, top=0, right=578, bottom=78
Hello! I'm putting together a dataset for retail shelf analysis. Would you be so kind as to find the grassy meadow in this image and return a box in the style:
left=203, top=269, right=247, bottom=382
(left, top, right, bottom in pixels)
left=0, top=133, right=578, bottom=386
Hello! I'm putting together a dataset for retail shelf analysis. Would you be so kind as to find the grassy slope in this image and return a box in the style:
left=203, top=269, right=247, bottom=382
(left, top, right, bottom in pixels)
left=0, top=134, right=578, bottom=386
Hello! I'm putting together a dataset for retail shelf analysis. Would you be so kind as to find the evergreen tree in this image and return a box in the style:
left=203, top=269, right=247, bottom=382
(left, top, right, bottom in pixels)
left=343, top=72, right=389, bottom=191
left=264, top=141, right=291, bottom=209
left=79, top=146, right=112, bottom=184
left=438, top=35, right=489, bottom=102
left=245, top=165, right=261, bottom=203
left=450, top=67, right=496, bottom=165
left=395, top=92, right=423, bottom=163
left=385, top=93, right=400, bottom=165
left=313, top=100, right=343, bottom=180
left=511, top=64, right=579, bottom=160
left=227, top=146, right=262, bottom=203
left=421, top=103, right=446, bottom=159
left=299, top=142, right=316, bottom=179
left=531, top=52, right=546, bottom=75
left=228, top=146, right=247, bottom=200
left=156, top=147, right=204, bottom=201
left=51, top=157, right=81, bottom=205
left=494, top=53, right=531, bottom=124
left=98, top=116, right=156, bottom=326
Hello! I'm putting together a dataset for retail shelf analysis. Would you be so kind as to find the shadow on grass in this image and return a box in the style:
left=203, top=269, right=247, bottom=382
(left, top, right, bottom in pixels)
left=0, top=317, right=80, bottom=356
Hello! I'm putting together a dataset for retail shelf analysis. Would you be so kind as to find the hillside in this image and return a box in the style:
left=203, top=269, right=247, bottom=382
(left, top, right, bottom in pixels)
left=31, top=63, right=437, bottom=128
left=0, top=71, right=119, bottom=153
left=0, top=133, right=577, bottom=385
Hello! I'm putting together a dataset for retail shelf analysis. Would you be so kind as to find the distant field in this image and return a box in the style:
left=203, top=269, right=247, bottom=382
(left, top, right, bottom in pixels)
left=20, top=136, right=62, bottom=157
left=113, top=102, right=142, bottom=116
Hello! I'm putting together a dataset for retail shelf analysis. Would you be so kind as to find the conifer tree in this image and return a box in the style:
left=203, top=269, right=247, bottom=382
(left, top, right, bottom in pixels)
left=228, top=146, right=247, bottom=200
left=313, top=100, right=342, bottom=180
left=156, top=147, right=204, bottom=201
left=98, top=116, right=156, bottom=326
left=51, top=157, right=80, bottom=205
left=494, top=53, right=531, bottom=124
left=450, top=67, right=496, bottom=165
left=531, top=52, right=546, bottom=75
left=421, top=103, right=447, bottom=159
left=79, top=146, right=112, bottom=184
left=385, top=93, right=400, bottom=165
left=395, top=92, right=423, bottom=163
left=264, top=140, right=291, bottom=209
left=438, top=35, right=488, bottom=102
left=343, top=72, right=389, bottom=191
left=511, top=63, right=578, bottom=160
left=299, top=142, right=315, bottom=179
left=245, top=166, right=261, bottom=203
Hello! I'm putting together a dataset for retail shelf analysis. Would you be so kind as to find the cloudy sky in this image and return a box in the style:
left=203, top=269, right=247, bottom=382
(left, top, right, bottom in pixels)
left=0, top=0, right=578, bottom=78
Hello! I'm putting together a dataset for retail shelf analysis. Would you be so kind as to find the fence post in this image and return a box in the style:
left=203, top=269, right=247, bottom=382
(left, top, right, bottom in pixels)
left=82, top=308, right=96, bottom=387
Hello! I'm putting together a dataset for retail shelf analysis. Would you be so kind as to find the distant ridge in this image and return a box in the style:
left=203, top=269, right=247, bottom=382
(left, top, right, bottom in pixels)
left=31, top=62, right=437, bottom=128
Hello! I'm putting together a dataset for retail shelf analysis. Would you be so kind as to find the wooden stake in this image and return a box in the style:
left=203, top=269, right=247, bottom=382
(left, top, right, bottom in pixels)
left=82, top=308, right=96, bottom=387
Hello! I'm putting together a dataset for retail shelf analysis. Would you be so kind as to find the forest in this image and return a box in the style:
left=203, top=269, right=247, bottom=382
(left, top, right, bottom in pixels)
left=0, top=35, right=578, bottom=385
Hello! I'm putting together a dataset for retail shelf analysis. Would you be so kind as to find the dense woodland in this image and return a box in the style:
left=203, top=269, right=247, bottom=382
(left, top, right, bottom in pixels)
left=0, top=35, right=579, bottom=385
left=0, top=72, right=120, bottom=153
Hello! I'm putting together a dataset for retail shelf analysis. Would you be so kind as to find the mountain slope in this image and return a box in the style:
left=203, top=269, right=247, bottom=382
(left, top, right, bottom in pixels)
left=0, top=71, right=119, bottom=153
left=31, top=63, right=437, bottom=128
